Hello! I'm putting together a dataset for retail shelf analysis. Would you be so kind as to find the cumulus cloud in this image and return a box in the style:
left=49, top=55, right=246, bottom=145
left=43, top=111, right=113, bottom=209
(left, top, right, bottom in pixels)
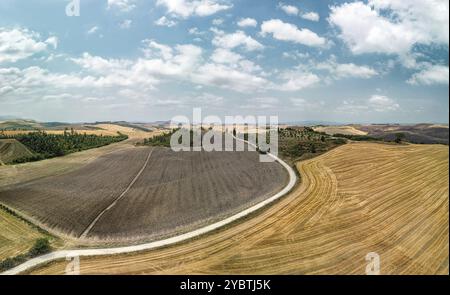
left=237, top=18, right=257, bottom=28
left=407, top=65, right=449, bottom=85
left=261, top=19, right=327, bottom=47
left=154, top=16, right=178, bottom=27
left=316, top=58, right=378, bottom=79
left=71, top=52, right=133, bottom=74
left=0, top=28, right=57, bottom=64
left=368, top=95, right=400, bottom=111
left=210, top=48, right=242, bottom=64
left=329, top=0, right=449, bottom=55
left=156, top=0, right=232, bottom=18
left=278, top=3, right=299, bottom=16
left=193, top=63, right=269, bottom=92
left=301, top=12, right=319, bottom=22
left=212, top=29, right=264, bottom=51
left=277, top=71, right=320, bottom=91
left=278, top=2, right=319, bottom=21
left=66, top=40, right=272, bottom=94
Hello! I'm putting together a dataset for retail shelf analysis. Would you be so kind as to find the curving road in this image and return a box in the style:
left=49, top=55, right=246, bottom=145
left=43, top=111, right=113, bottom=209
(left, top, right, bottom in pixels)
left=2, top=137, right=297, bottom=275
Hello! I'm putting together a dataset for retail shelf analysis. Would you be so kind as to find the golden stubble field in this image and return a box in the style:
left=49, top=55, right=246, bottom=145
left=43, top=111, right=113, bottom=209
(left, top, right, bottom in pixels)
left=30, top=142, right=449, bottom=275
left=0, top=208, right=47, bottom=261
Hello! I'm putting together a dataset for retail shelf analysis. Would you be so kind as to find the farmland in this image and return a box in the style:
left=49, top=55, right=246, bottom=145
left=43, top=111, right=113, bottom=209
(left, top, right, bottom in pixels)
left=313, top=125, right=368, bottom=136
left=0, top=124, right=159, bottom=188
left=0, top=139, right=34, bottom=165
left=0, top=144, right=288, bottom=243
left=0, top=207, right=48, bottom=261
left=29, top=142, right=448, bottom=275
left=314, top=124, right=449, bottom=144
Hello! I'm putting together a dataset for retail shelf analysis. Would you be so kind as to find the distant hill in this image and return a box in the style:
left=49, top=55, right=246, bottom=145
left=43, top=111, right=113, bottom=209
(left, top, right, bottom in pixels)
left=356, top=124, right=449, bottom=144
left=0, top=120, right=43, bottom=130
left=0, top=139, right=35, bottom=164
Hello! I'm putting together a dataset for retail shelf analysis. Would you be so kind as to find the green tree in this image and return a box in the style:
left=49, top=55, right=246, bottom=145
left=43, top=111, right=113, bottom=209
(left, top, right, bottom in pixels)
left=28, top=238, right=51, bottom=257
left=394, top=133, right=405, bottom=143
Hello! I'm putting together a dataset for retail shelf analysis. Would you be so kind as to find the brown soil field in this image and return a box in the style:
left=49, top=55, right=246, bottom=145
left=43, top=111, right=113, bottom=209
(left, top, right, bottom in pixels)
left=0, top=147, right=150, bottom=239
left=30, top=142, right=448, bottom=274
left=0, top=147, right=288, bottom=243
left=0, top=124, right=159, bottom=188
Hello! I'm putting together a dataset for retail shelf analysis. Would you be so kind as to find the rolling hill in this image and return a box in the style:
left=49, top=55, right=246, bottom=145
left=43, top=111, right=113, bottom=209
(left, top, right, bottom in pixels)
left=0, top=139, right=35, bottom=165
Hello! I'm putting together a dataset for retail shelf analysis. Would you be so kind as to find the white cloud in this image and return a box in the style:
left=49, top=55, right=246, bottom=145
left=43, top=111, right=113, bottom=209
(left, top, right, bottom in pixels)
left=188, top=27, right=205, bottom=36
left=193, top=63, right=269, bottom=92
left=237, top=18, right=257, bottom=28
left=407, top=65, right=449, bottom=85
left=329, top=1, right=449, bottom=55
left=212, top=30, right=264, bottom=51
left=87, top=26, right=99, bottom=35
left=45, top=36, right=58, bottom=49
left=212, top=18, right=224, bottom=26
left=71, top=52, right=133, bottom=74
left=155, top=16, right=178, bottom=27
left=282, top=51, right=309, bottom=60
left=0, top=28, right=56, bottom=64
left=141, top=40, right=174, bottom=60
left=261, top=19, right=327, bottom=47
left=119, top=19, right=132, bottom=29
left=156, top=0, right=232, bottom=18
left=317, top=58, right=378, bottom=79
left=210, top=48, right=242, bottom=64
left=107, top=0, right=136, bottom=12
left=337, top=95, right=399, bottom=113
left=301, top=12, right=319, bottom=22
left=209, top=48, right=262, bottom=73
left=277, top=2, right=319, bottom=22
left=368, top=95, right=399, bottom=111
left=278, top=71, right=320, bottom=91
left=278, top=3, right=299, bottom=16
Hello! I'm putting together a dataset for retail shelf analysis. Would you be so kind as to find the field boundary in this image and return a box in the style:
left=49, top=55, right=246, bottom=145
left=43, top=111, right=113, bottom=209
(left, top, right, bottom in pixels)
left=1, top=136, right=297, bottom=275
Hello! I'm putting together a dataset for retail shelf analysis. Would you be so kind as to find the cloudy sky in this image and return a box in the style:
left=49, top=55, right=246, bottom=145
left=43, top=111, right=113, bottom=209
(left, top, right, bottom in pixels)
left=0, top=0, right=448, bottom=123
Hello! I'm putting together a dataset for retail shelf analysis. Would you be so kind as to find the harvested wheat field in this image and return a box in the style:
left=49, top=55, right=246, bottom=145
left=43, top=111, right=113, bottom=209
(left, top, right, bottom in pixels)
left=313, top=125, right=368, bottom=136
left=0, top=208, right=46, bottom=260
left=30, top=142, right=448, bottom=275
left=0, top=146, right=288, bottom=243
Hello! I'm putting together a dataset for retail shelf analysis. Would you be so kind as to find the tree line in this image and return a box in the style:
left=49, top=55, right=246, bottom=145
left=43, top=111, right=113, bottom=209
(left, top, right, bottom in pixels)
left=0, top=130, right=128, bottom=163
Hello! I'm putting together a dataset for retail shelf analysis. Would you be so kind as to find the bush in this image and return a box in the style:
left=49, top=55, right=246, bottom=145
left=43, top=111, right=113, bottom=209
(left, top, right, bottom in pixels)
left=28, top=238, right=51, bottom=257
left=0, top=238, right=51, bottom=272
left=394, top=132, right=405, bottom=143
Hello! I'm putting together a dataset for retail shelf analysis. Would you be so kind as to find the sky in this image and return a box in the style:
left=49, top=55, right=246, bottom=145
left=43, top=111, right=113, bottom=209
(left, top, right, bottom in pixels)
left=0, top=0, right=448, bottom=123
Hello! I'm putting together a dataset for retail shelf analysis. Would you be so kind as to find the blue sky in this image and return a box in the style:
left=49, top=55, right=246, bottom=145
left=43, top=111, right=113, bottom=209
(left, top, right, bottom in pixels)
left=0, top=0, right=448, bottom=123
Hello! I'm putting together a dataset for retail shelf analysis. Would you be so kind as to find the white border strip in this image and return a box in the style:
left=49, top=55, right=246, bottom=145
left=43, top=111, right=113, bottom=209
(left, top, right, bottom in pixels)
left=2, top=137, right=297, bottom=275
